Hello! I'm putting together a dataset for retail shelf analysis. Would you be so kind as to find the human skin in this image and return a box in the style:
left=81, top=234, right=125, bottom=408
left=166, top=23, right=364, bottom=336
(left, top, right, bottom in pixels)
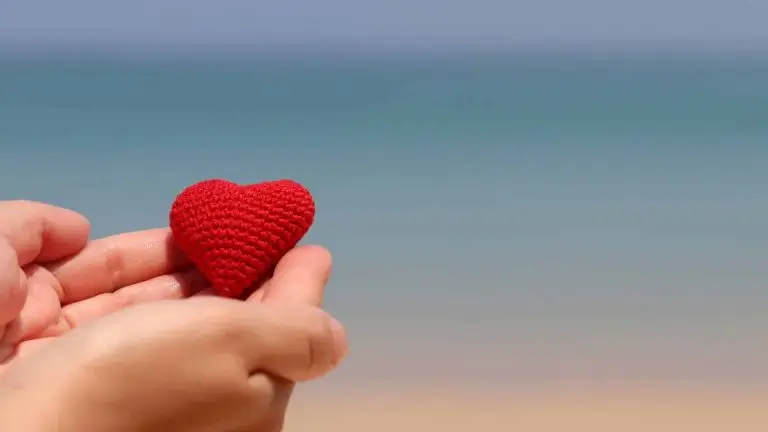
left=0, top=200, right=347, bottom=431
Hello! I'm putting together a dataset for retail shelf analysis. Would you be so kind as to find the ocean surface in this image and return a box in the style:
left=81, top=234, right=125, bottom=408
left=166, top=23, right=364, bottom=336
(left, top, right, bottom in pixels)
left=1, top=53, right=767, bottom=391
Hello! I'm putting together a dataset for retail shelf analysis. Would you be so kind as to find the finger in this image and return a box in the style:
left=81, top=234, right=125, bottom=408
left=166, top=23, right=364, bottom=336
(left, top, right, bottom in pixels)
left=0, top=200, right=90, bottom=266
left=0, top=201, right=88, bottom=326
left=8, top=265, right=61, bottom=343
left=244, top=245, right=333, bottom=411
left=198, top=300, right=346, bottom=381
left=251, top=245, right=332, bottom=307
left=49, top=228, right=192, bottom=304
left=0, top=238, right=26, bottom=327
left=38, top=268, right=209, bottom=337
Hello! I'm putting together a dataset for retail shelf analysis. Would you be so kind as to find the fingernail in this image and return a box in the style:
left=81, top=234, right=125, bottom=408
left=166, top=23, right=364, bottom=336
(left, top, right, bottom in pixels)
left=329, top=318, right=348, bottom=363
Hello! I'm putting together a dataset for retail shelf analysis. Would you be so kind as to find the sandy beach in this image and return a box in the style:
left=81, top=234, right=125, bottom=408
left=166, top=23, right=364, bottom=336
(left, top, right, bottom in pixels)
left=285, top=388, right=768, bottom=432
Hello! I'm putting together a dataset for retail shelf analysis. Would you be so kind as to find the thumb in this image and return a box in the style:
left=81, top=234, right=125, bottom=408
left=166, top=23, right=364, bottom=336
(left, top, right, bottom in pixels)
left=253, top=245, right=332, bottom=307
left=187, top=298, right=347, bottom=382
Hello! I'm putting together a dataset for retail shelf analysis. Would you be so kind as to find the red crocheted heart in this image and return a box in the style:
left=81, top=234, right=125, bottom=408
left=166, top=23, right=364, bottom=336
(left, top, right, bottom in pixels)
left=169, top=179, right=315, bottom=298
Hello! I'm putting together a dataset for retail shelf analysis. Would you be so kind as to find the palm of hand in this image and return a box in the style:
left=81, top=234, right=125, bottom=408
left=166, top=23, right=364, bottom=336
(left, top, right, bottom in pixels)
left=0, top=201, right=335, bottom=432
left=0, top=201, right=324, bottom=376
left=0, top=202, right=242, bottom=369
left=0, top=221, right=207, bottom=371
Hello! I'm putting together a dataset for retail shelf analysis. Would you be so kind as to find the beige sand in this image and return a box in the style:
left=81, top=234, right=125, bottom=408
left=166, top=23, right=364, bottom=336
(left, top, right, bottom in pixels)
left=285, top=388, right=767, bottom=432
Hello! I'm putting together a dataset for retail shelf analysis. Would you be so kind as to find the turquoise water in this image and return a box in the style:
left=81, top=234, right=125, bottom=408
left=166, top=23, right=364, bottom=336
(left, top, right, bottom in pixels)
left=3, top=55, right=768, bottom=140
left=1, top=54, right=767, bottom=389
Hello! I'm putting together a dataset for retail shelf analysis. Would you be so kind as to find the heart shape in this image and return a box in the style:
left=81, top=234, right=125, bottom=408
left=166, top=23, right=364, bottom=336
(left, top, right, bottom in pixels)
left=169, top=178, right=315, bottom=297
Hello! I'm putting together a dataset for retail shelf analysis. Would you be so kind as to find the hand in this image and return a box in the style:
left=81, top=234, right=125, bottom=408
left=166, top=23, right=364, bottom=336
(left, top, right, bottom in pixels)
left=0, top=199, right=92, bottom=362
left=0, top=297, right=346, bottom=432
left=0, top=200, right=347, bottom=431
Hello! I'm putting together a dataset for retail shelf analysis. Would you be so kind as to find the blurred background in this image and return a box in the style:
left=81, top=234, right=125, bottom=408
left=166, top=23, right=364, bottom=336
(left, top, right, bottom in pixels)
left=2, top=1, right=767, bottom=430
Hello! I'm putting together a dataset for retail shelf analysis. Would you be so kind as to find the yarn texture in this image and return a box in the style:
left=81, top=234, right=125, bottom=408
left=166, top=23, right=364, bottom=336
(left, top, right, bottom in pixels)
left=169, top=179, right=315, bottom=297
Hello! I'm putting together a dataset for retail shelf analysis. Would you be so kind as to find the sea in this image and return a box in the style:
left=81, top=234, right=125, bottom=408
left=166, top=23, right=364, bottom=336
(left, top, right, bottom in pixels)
left=1, top=51, right=767, bottom=391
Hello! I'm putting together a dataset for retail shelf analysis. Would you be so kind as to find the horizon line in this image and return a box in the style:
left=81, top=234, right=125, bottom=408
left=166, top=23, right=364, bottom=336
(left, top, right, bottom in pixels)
left=3, top=43, right=768, bottom=64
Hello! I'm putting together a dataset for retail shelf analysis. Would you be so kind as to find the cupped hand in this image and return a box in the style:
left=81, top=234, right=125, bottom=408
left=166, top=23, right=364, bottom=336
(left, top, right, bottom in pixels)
left=0, top=199, right=205, bottom=366
left=0, top=199, right=332, bottom=366
left=0, top=296, right=346, bottom=431
left=0, top=200, right=346, bottom=431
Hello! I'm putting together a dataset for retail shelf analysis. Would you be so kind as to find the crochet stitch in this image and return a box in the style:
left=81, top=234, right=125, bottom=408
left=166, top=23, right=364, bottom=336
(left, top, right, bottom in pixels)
left=169, top=179, right=315, bottom=297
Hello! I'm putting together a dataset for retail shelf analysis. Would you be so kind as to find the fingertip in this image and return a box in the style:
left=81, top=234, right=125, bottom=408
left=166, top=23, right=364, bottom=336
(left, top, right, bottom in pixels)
left=55, top=205, right=91, bottom=234
left=297, top=244, right=333, bottom=287
left=35, top=207, right=91, bottom=262
left=257, top=245, right=332, bottom=306
left=300, top=308, right=346, bottom=380
left=0, top=200, right=91, bottom=264
left=235, top=303, right=344, bottom=382
left=283, top=244, right=332, bottom=279
left=305, top=245, right=333, bottom=285
left=329, top=317, right=348, bottom=366
left=68, top=208, right=91, bottom=243
left=299, top=244, right=332, bottom=265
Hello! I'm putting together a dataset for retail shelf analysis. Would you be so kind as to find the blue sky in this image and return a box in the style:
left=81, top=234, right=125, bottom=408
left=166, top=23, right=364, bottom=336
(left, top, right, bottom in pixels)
left=2, top=0, right=768, bottom=51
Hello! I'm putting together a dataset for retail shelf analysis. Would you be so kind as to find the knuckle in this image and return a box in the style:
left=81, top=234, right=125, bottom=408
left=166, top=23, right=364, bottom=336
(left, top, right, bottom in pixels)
left=100, top=241, right=127, bottom=291
left=301, top=308, right=336, bottom=375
